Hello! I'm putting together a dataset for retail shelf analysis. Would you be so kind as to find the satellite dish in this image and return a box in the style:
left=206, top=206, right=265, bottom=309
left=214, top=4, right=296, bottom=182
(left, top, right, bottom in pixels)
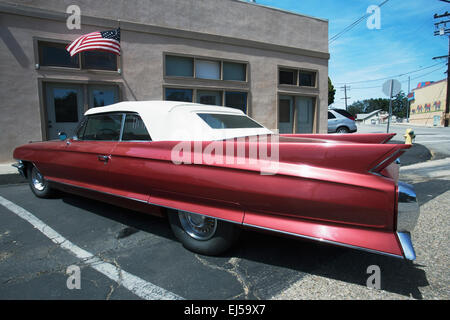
left=382, top=79, right=401, bottom=97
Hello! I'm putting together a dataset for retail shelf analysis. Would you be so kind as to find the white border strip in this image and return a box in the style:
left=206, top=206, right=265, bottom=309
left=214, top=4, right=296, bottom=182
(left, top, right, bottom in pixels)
left=0, top=195, right=183, bottom=300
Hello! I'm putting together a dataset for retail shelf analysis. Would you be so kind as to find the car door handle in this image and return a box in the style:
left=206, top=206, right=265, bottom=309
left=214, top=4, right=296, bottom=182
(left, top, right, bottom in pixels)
left=97, top=155, right=111, bottom=163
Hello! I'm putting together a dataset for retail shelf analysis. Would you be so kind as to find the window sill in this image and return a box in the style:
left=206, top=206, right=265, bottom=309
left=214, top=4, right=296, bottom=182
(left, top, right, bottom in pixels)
left=37, top=66, right=121, bottom=75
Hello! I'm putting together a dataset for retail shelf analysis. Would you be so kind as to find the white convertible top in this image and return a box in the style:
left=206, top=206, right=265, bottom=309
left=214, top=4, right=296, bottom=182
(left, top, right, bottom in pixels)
left=84, top=101, right=273, bottom=141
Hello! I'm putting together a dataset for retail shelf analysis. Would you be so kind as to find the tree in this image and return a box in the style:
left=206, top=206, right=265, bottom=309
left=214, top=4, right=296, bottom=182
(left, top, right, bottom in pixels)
left=328, top=77, right=336, bottom=106
left=347, top=90, right=408, bottom=118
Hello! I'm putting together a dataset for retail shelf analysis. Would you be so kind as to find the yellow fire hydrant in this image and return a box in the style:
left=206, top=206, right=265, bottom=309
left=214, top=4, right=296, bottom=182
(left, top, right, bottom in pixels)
left=404, top=128, right=415, bottom=145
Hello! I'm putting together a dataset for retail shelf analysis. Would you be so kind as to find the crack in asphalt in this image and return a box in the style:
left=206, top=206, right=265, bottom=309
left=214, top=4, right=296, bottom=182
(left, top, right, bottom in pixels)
left=194, top=255, right=255, bottom=300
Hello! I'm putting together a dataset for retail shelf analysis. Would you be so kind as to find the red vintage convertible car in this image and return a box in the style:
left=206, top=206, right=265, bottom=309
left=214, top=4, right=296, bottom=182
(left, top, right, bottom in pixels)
left=13, top=101, right=419, bottom=260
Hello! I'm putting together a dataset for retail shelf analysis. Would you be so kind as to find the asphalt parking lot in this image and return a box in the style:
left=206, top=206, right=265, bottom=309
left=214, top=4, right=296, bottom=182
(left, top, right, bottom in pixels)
left=0, top=158, right=449, bottom=300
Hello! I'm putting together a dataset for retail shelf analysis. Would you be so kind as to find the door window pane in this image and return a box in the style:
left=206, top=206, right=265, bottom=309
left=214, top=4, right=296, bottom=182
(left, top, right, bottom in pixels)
left=299, top=71, right=316, bottom=87
left=195, top=59, right=220, bottom=79
left=39, top=41, right=79, bottom=68
left=82, top=51, right=117, bottom=70
left=197, top=90, right=222, bottom=106
left=279, top=69, right=297, bottom=85
left=165, top=88, right=193, bottom=102
left=122, top=114, right=151, bottom=141
left=165, top=55, right=194, bottom=77
left=82, top=114, right=123, bottom=140
left=53, top=88, right=79, bottom=122
left=225, top=92, right=247, bottom=113
left=89, top=86, right=119, bottom=108
left=223, top=62, right=246, bottom=81
left=295, top=97, right=314, bottom=133
left=279, top=99, right=292, bottom=123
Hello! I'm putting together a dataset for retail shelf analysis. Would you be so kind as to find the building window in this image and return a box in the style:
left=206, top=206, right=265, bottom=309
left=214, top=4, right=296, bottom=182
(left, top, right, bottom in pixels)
left=165, top=88, right=193, bottom=102
left=165, top=55, right=194, bottom=77
left=279, top=67, right=317, bottom=88
left=225, top=92, right=247, bottom=113
left=81, top=51, right=118, bottom=71
left=164, top=54, right=248, bottom=82
left=164, top=88, right=248, bottom=113
left=197, top=90, right=222, bottom=106
left=38, top=40, right=118, bottom=71
left=299, top=71, right=316, bottom=87
left=279, top=69, right=297, bottom=85
left=195, top=59, right=221, bottom=80
left=38, top=41, right=79, bottom=68
left=223, top=62, right=246, bottom=81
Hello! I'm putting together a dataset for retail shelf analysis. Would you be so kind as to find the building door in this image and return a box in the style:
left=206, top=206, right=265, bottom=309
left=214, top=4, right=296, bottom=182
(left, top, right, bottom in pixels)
left=45, top=83, right=84, bottom=140
left=278, top=96, right=294, bottom=133
left=295, top=97, right=314, bottom=133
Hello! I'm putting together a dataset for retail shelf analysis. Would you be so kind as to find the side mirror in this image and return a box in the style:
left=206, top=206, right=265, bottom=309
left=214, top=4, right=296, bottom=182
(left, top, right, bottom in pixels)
left=58, top=132, right=67, bottom=141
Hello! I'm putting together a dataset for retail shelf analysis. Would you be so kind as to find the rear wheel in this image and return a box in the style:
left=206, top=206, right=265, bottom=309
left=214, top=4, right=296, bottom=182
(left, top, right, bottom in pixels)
left=28, top=165, right=53, bottom=198
left=336, top=126, right=349, bottom=134
left=168, top=210, right=240, bottom=255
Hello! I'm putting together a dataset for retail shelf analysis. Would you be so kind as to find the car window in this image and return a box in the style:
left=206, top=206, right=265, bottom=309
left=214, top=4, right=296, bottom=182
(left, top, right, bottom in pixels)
left=333, top=109, right=353, bottom=119
left=197, top=113, right=263, bottom=129
left=121, top=113, right=152, bottom=141
left=328, top=111, right=336, bottom=119
left=81, top=113, right=123, bottom=141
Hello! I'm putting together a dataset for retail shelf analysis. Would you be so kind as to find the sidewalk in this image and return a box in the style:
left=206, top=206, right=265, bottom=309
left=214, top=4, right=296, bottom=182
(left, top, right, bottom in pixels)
left=400, top=157, right=450, bottom=182
left=0, top=163, right=26, bottom=185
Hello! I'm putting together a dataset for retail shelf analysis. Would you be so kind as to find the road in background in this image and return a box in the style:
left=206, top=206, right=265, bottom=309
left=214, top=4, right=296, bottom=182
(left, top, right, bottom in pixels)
left=357, top=123, right=450, bottom=158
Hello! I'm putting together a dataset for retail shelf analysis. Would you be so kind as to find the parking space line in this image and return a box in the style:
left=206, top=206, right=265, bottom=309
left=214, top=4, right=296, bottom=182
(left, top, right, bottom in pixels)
left=0, top=195, right=184, bottom=300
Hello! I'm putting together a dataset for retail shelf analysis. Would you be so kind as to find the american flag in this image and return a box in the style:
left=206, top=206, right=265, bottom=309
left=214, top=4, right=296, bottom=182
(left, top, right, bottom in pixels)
left=66, top=28, right=121, bottom=56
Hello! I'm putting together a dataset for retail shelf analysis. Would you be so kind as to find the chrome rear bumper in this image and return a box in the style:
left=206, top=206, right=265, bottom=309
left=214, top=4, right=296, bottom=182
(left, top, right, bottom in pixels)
left=397, top=181, right=420, bottom=260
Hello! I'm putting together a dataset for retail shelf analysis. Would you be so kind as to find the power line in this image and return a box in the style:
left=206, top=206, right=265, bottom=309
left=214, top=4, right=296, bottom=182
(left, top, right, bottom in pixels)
left=329, top=0, right=390, bottom=44
left=335, top=62, right=446, bottom=85
left=349, top=64, right=447, bottom=90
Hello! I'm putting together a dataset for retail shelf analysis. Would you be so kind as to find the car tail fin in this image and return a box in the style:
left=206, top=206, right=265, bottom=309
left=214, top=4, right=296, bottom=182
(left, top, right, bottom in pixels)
left=369, top=144, right=410, bottom=175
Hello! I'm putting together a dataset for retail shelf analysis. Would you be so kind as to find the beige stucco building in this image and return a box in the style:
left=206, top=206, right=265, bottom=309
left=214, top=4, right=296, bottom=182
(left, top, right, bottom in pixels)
left=409, top=79, right=447, bottom=127
left=0, top=0, right=329, bottom=163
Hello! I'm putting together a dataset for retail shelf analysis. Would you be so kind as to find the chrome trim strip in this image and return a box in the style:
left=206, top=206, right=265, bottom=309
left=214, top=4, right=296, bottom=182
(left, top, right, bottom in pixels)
left=242, top=223, right=403, bottom=259
left=397, top=232, right=416, bottom=261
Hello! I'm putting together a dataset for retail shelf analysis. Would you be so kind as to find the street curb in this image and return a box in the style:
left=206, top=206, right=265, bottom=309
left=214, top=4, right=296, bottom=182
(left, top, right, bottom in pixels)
left=0, top=174, right=27, bottom=186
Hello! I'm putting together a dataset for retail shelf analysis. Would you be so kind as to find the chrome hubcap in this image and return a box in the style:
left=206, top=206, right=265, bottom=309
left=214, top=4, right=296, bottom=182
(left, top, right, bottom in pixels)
left=31, top=167, right=45, bottom=191
left=178, top=211, right=217, bottom=241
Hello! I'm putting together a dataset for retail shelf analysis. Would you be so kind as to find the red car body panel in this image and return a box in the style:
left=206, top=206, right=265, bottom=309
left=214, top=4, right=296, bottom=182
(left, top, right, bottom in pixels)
left=13, top=132, right=410, bottom=259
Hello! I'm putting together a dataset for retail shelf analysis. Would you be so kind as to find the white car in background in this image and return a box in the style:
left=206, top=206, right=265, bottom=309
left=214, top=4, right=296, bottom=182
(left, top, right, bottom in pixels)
left=328, top=109, right=357, bottom=134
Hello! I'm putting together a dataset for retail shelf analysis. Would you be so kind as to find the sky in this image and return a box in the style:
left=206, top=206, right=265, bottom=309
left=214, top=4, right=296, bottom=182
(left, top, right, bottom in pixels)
left=250, top=0, right=449, bottom=109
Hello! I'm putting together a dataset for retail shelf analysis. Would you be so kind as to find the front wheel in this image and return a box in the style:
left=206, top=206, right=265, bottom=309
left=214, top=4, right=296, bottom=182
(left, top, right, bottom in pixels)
left=168, top=210, right=240, bottom=255
left=336, top=126, right=349, bottom=134
left=28, top=165, right=54, bottom=198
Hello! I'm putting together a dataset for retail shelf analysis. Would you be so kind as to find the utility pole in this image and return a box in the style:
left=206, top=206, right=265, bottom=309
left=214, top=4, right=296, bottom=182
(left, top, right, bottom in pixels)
left=387, top=79, right=394, bottom=133
left=340, top=84, right=351, bottom=110
left=407, top=76, right=411, bottom=123
left=433, top=5, right=450, bottom=127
